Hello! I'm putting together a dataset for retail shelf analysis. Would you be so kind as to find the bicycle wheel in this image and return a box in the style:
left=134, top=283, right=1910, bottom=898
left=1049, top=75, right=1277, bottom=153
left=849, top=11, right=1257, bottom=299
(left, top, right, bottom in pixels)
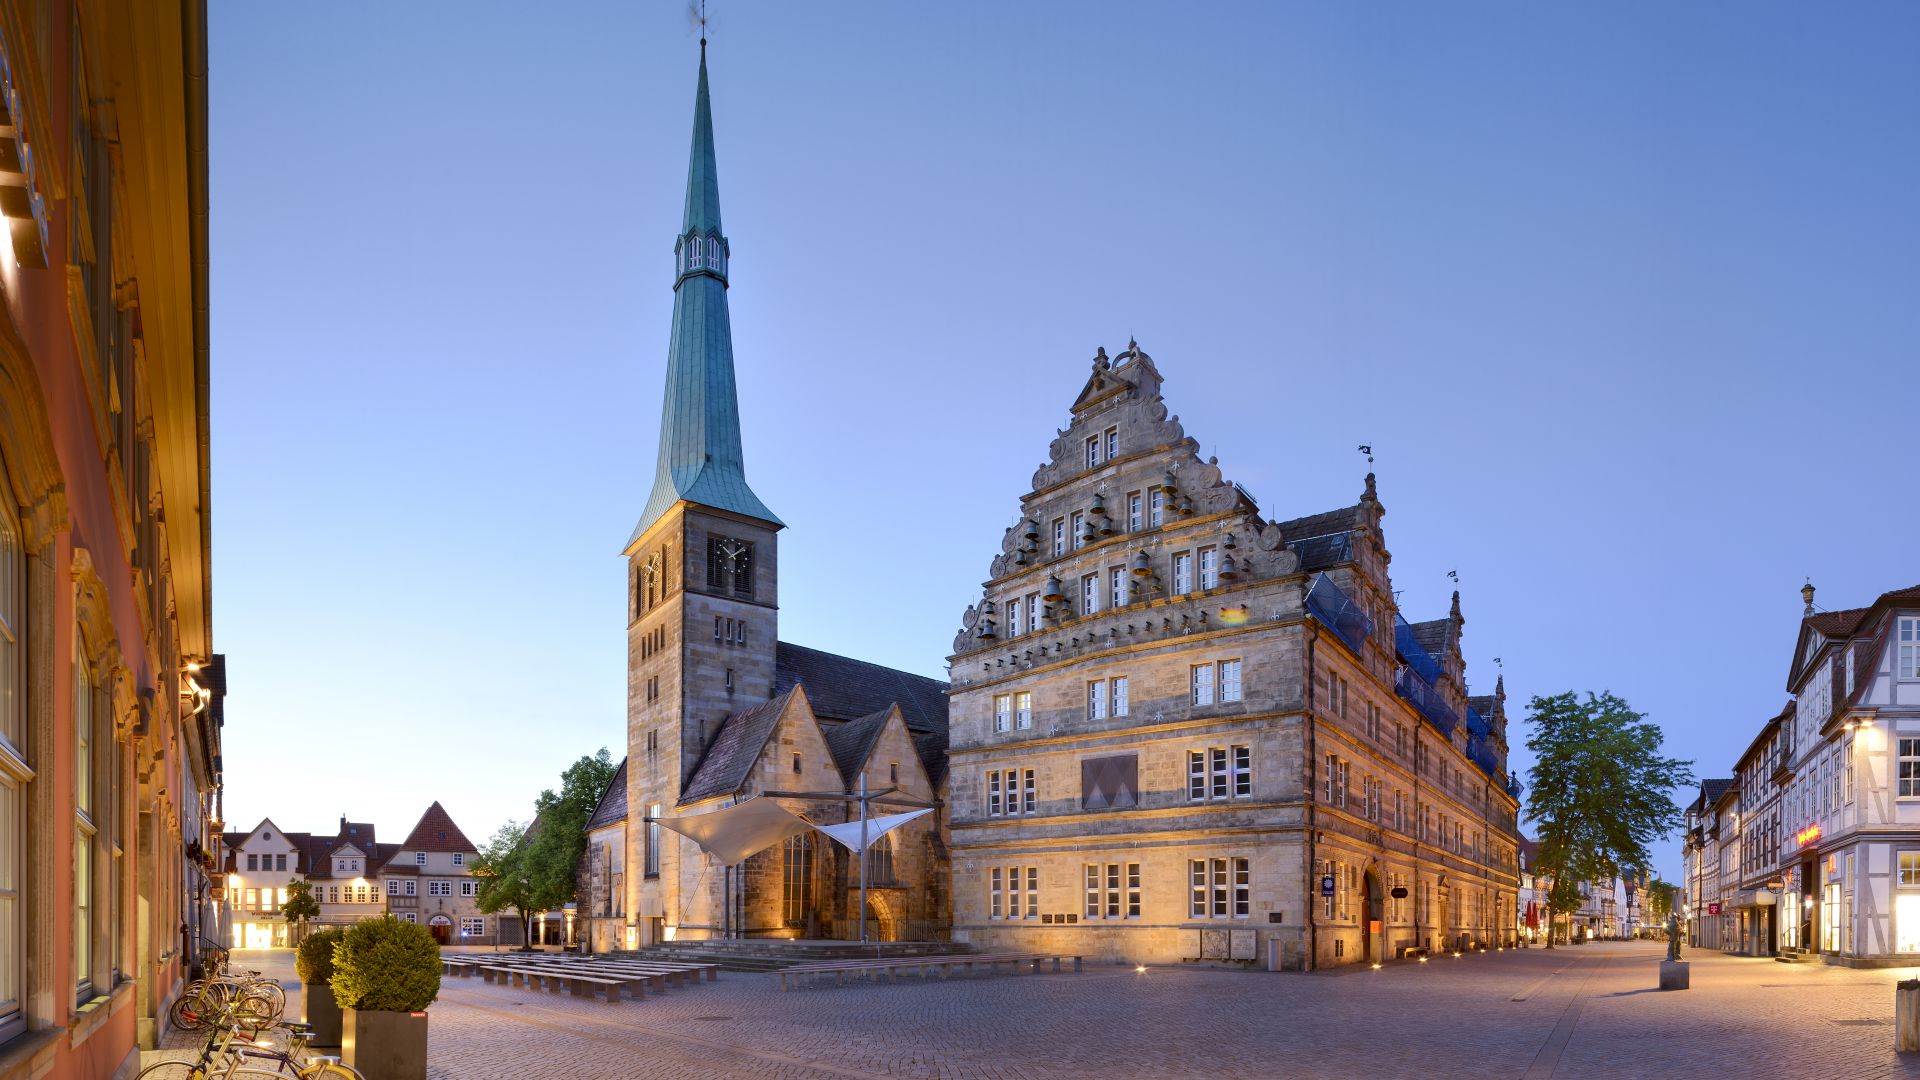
left=167, top=993, right=211, bottom=1032
left=306, top=1063, right=366, bottom=1080
left=134, top=1060, right=208, bottom=1080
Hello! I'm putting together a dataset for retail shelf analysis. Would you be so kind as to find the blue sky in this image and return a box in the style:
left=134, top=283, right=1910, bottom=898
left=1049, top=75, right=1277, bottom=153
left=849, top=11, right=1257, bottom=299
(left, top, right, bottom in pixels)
left=211, top=2, right=1919, bottom=879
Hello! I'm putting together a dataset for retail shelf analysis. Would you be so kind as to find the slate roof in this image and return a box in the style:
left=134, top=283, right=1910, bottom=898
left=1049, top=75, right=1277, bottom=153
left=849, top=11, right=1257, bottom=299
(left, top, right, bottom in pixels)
left=586, top=757, right=630, bottom=831
left=1410, top=619, right=1449, bottom=659
left=1701, top=778, right=1735, bottom=805
left=1467, top=695, right=1497, bottom=718
left=398, top=802, right=478, bottom=854
left=822, top=708, right=893, bottom=782
left=1274, top=505, right=1359, bottom=542
left=1288, top=532, right=1352, bottom=572
left=913, top=727, right=950, bottom=789
left=774, top=641, right=949, bottom=733
left=680, top=687, right=800, bottom=805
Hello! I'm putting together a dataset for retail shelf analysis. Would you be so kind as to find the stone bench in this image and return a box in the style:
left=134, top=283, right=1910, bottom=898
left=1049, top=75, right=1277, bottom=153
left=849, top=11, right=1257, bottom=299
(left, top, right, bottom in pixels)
left=776, top=952, right=1083, bottom=991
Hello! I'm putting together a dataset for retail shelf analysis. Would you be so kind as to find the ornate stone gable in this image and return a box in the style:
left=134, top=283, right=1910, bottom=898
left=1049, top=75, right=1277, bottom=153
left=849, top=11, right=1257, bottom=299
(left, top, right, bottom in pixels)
left=951, top=341, right=1301, bottom=661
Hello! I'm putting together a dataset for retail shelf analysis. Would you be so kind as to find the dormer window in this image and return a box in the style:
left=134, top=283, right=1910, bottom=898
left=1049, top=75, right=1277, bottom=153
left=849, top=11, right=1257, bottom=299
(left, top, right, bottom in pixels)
left=1900, top=616, right=1920, bottom=680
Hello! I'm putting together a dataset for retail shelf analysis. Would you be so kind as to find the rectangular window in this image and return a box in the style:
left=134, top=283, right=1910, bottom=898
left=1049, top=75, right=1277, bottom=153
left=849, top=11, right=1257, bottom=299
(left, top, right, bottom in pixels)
left=994, top=694, right=1012, bottom=734
left=1027, top=595, right=1040, bottom=633
left=1190, top=860, right=1208, bottom=917
left=460, top=917, right=486, bottom=937
left=1110, top=566, right=1128, bottom=607
left=1902, top=617, right=1920, bottom=680
left=1127, top=862, right=1141, bottom=917
left=1220, top=659, right=1242, bottom=703
left=415, top=851, right=426, bottom=865
left=990, top=867, right=1003, bottom=919
left=1088, top=680, right=1108, bottom=721
left=1173, top=552, right=1193, bottom=594
left=1149, top=490, right=1165, bottom=528
left=1015, top=692, right=1033, bottom=730
left=1053, top=519, right=1067, bottom=557
left=430, top=880, right=452, bottom=896
left=1902, top=739, right=1920, bottom=798
left=1189, top=752, right=1207, bottom=801
left=453, top=852, right=464, bottom=867
left=1072, top=512, right=1087, bottom=549
left=988, top=771, right=1003, bottom=816
left=1022, top=769, right=1037, bottom=815
left=1025, top=867, right=1039, bottom=918
left=1127, top=493, right=1142, bottom=531
left=247, top=853, right=258, bottom=871
left=1846, top=739, right=1855, bottom=804
left=1336, top=760, right=1349, bottom=807
left=1006, top=596, right=1023, bottom=638
left=1085, top=435, right=1100, bottom=469
left=275, top=853, right=287, bottom=871
left=1192, top=663, right=1215, bottom=706
left=1324, top=752, right=1337, bottom=803
left=1105, top=863, right=1122, bottom=918
left=1085, top=864, right=1100, bottom=919
left=404, top=879, right=416, bottom=896
left=1112, top=676, right=1129, bottom=717
left=388, top=879, right=400, bottom=896
left=1008, top=866, right=1023, bottom=919
left=1083, top=573, right=1100, bottom=615
left=1199, top=547, right=1218, bottom=590
left=1213, top=858, right=1229, bottom=916
left=646, top=803, right=662, bottom=876
left=1233, top=745, right=1252, bottom=797
left=460, top=881, right=476, bottom=897
left=1105, top=427, right=1118, bottom=461
left=1902, top=853, right=1920, bottom=888
left=1210, top=747, right=1229, bottom=800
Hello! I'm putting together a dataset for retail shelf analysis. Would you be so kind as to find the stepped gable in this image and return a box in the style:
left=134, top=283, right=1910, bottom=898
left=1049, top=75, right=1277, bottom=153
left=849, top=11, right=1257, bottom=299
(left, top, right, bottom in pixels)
left=821, top=707, right=893, bottom=783
left=774, top=641, right=948, bottom=733
left=587, top=757, right=630, bottom=830
left=680, top=687, right=801, bottom=805
left=399, top=801, right=477, bottom=854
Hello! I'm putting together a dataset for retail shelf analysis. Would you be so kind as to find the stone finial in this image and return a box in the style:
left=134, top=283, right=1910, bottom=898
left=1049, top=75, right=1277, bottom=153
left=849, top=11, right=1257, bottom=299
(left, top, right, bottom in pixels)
left=1362, top=472, right=1378, bottom=502
left=1450, top=590, right=1462, bottom=621
left=1802, top=580, right=1816, bottom=616
left=1094, top=345, right=1109, bottom=371
left=1495, top=674, right=1506, bottom=700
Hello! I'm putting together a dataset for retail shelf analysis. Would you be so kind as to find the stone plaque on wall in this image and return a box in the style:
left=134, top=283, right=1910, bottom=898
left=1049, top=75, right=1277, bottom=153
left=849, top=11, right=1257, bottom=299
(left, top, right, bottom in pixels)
left=1229, top=929, right=1256, bottom=961
left=1200, top=929, right=1229, bottom=960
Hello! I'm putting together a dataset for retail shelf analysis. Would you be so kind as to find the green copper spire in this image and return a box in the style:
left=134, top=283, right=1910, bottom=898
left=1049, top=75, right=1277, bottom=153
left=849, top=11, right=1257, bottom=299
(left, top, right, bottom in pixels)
left=628, top=44, right=781, bottom=549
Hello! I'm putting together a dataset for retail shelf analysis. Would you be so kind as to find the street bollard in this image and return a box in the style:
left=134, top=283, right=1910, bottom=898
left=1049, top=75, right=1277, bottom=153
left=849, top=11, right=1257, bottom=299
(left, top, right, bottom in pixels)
left=1897, top=979, right=1920, bottom=1053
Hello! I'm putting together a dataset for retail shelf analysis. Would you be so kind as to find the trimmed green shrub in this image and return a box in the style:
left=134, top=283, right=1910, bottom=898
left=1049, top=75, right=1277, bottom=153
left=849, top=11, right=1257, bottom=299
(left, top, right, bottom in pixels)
left=295, top=926, right=346, bottom=986
left=330, top=916, right=441, bottom=1013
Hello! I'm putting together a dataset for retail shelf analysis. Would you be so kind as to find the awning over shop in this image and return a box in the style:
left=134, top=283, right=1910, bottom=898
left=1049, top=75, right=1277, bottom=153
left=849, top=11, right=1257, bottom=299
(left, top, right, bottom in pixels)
left=653, top=798, right=811, bottom=865
left=812, top=808, right=933, bottom=854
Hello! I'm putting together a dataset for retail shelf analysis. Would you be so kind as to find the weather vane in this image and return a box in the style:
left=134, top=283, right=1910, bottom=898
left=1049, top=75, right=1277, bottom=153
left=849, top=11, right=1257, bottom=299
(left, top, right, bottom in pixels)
left=690, top=0, right=709, bottom=43
left=1447, top=570, right=1459, bottom=585
left=1357, top=444, right=1373, bottom=465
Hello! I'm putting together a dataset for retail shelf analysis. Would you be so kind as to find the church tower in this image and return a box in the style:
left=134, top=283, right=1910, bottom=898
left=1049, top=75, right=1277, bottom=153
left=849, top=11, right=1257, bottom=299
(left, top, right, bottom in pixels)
left=623, top=43, right=782, bottom=944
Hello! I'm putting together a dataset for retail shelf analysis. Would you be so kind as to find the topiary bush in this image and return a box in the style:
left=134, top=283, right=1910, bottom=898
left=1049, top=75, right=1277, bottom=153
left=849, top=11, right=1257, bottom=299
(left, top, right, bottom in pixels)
left=296, top=926, right=346, bottom=987
left=329, top=916, right=441, bottom=1013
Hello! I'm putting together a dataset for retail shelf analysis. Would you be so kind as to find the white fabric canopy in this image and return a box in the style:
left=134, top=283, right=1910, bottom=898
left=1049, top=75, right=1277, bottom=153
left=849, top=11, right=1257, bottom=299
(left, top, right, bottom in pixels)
left=812, top=808, right=933, bottom=854
left=654, top=798, right=811, bottom=865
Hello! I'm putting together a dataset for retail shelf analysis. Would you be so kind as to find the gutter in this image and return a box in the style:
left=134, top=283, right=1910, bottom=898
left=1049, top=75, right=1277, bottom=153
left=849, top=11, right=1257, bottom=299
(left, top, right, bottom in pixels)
left=184, top=0, right=212, bottom=687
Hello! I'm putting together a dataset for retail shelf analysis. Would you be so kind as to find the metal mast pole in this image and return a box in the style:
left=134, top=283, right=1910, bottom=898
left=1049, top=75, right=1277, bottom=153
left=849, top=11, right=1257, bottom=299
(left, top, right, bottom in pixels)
left=858, top=774, right=870, bottom=944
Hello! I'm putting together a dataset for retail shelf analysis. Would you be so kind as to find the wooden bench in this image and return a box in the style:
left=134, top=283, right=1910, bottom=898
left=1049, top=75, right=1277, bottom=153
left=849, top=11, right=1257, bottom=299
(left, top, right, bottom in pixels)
left=461, top=955, right=714, bottom=989
left=776, top=952, right=1083, bottom=991
left=470, top=963, right=646, bottom=1002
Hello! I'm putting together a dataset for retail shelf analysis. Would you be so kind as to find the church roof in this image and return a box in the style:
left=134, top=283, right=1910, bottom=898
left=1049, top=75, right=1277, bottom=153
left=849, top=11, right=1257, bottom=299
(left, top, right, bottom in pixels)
left=821, top=707, right=894, bottom=783
left=586, top=757, right=629, bottom=831
left=680, top=687, right=801, bottom=805
left=628, top=45, right=780, bottom=548
left=774, top=641, right=949, bottom=733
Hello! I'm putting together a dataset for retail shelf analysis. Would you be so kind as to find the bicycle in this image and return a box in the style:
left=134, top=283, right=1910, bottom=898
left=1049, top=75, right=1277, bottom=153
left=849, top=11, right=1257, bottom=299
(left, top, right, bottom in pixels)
left=136, top=1018, right=363, bottom=1080
left=169, top=971, right=285, bottom=1031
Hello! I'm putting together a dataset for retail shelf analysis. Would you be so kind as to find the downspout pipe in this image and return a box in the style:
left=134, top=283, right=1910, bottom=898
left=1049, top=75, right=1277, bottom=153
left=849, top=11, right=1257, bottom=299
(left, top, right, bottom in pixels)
left=1303, top=620, right=1318, bottom=972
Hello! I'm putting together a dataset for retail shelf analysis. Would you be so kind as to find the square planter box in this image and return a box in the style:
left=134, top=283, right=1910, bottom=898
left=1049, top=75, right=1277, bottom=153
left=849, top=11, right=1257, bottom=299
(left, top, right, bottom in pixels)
left=343, top=1008, right=428, bottom=1080
left=304, top=983, right=343, bottom=1048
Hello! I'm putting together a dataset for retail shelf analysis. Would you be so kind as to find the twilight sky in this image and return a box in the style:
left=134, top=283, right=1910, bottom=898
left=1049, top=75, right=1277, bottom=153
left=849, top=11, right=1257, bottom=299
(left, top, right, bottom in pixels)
left=210, top=1, right=1920, bottom=879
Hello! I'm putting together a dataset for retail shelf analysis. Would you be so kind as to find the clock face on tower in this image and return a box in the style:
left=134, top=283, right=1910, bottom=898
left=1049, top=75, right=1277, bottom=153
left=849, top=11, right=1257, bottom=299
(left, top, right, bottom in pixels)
left=707, top=536, right=754, bottom=598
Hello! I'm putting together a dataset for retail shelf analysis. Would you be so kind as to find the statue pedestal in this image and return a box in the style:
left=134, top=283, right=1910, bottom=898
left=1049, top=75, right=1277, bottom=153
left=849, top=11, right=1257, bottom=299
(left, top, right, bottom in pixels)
left=1659, top=960, right=1689, bottom=990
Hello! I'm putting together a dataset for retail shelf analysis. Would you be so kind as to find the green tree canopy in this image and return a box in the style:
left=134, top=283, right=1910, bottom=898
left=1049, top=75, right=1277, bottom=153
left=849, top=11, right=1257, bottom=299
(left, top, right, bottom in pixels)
left=280, top=878, right=321, bottom=941
left=471, top=820, right=539, bottom=948
left=1525, top=691, right=1693, bottom=944
left=1646, top=879, right=1679, bottom=921
left=524, top=748, right=619, bottom=913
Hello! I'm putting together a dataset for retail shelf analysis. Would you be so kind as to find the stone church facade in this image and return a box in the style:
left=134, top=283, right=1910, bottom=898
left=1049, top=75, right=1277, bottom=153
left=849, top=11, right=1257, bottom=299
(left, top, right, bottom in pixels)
left=946, top=345, right=1522, bottom=969
left=609, top=45, right=950, bottom=948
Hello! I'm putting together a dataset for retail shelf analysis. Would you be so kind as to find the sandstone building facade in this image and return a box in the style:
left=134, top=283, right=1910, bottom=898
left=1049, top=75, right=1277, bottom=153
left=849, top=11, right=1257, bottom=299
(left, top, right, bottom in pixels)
left=946, top=346, right=1522, bottom=969
left=615, top=46, right=950, bottom=947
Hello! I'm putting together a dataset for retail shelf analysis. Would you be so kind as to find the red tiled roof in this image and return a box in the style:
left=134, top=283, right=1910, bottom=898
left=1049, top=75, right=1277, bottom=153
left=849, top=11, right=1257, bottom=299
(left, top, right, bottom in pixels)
left=398, top=802, right=478, bottom=854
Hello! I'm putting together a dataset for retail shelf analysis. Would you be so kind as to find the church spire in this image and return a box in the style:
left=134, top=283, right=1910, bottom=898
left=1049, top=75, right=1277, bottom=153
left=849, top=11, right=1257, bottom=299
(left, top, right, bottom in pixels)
left=627, top=45, right=781, bottom=550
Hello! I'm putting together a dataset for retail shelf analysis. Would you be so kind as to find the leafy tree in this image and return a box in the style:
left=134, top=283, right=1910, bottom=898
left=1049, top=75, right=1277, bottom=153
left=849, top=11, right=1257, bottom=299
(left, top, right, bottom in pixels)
left=471, top=821, right=539, bottom=949
left=1526, top=691, right=1693, bottom=949
left=280, top=879, right=321, bottom=943
left=524, top=749, right=620, bottom=922
left=1646, top=879, right=1678, bottom=922
left=1544, top=873, right=1584, bottom=947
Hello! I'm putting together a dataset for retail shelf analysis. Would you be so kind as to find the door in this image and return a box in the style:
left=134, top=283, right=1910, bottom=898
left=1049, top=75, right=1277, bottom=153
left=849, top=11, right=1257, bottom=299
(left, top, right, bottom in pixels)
left=428, top=915, right=452, bottom=945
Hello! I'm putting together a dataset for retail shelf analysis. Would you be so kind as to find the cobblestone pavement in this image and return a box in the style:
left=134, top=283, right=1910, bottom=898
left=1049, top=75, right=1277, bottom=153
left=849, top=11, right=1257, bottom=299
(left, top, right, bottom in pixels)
left=414, top=941, right=1920, bottom=1080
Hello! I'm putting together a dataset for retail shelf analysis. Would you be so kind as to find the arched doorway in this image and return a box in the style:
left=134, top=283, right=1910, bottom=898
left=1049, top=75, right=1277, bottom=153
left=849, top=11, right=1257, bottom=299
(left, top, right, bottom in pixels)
left=427, top=915, right=452, bottom=946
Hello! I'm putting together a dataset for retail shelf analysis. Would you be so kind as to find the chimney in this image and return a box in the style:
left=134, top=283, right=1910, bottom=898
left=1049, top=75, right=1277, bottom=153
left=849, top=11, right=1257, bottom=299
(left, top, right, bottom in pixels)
left=1801, top=581, right=1816, bottom=616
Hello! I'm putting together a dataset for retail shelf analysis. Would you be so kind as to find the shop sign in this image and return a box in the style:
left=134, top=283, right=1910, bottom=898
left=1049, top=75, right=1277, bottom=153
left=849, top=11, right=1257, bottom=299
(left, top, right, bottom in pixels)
left=1795, top=824, right=1821, bottom=849
left=1390, top=886, right=1409, bottom=899
left=1320, top=875, right=1335, bottom=897
left=1707, top=902, right=1721, bottom=915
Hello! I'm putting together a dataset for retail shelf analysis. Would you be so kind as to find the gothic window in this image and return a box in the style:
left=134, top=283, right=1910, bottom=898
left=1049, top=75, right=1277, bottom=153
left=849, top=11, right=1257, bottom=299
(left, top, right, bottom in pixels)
left=782, top=831, right=813, bottom=923
left=706, top=537, right=753, bottom=598
left=688, top=235, right=703, bottom=271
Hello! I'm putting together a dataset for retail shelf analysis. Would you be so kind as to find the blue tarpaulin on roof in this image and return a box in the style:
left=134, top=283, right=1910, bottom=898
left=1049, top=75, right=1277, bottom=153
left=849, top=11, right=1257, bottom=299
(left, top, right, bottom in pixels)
left=1393, top=615, right=1443, bottom=685
left=1305, top=573, right=1374, bottom=655
left=1466, top=734, right=1500, bottom=777
left=1466, top=706, right=1491, bottom=741
left=1393, top=663, right=1459, bottom=736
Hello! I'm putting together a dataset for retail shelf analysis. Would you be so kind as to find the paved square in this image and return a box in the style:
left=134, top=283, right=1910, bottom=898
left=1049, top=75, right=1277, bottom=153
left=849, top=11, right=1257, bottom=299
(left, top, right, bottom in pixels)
left=418, top=942, right=1920, bottom=1079
left=161, top=944, right=1920, bottom=1078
